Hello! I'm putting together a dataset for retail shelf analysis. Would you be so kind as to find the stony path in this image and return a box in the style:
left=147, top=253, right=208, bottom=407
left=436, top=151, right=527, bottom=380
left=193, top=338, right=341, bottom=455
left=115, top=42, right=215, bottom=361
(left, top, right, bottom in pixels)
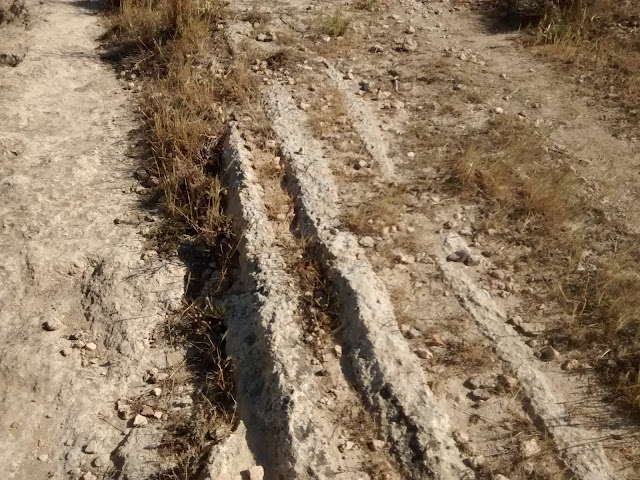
left=0, top=1, right=184, bottom=478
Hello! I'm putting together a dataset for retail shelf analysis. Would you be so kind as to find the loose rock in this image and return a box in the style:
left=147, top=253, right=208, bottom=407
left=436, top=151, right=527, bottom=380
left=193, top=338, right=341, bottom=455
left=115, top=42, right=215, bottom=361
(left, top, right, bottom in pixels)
left=446, top=250, right=469, bottom=263
left=561, top=359, right=580, bottom=371
left=540, top=345, right=560, bottom=361
left=42, top=319, right=63, bottom=331
left=359, top=236, right=375, bottom=248
left=83, top=440, right=98, bottom=455
left=132, top=414, right=148, bottom=427
left=520, top=438, right=541, bottom=458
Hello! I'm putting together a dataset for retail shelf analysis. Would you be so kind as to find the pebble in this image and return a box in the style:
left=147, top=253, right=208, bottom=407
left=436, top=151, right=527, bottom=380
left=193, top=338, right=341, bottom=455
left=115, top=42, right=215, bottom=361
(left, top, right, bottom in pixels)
left=453, top=430, right=470, bottom=445
left=495, top=475, right=511, bottom=480
left=37, top=454, right=49, bottom=462
left=83, top=441, right=98, bottom=455
left=443, top=220, right=457, bottom=229
left=465, top=455, right=485, bottom=471
left=415, top=348, right=433, bottom=360
left=334, top=345, right=343, bottom=357
left=298, top=102, right=311, bottom=111
left=561, top=359, right=580, bottom=371
left=92, top=457, right=104, bottom=468
left=84, top=342, right=97, bottom=351
left=406, top=151, right=416, bottom=159
left=152, top=387, right=162, bottom=397
left=246, top=466, right=265, bottom=480
left=358, top=236, right=375, bottom=248
left=446, top=250, right=469, bottom=263
left=498, top=374, right=518, bottom=390
left=140, top=405, right=155, bottom=417
left=60, top=348, right=73, bottom=357
left=153, top=411, right=163, bottom=419
left=470, top=388, right=491, bottom=401
left=42, top=319, right=63, bottom=331
left=81, top=473, right=97, bottom=480
left=132, top=414, right=148, bottom=427
left=400, top=324, right=421, bottom=339
left=367, top=439, right=385, bottom=451
left=400, top=38, right=418, bottom=52
left=406, top=25, right=416, bottom=34
left=430, top=333, right=444, bottom=346
left=540, top=345, right=560, bottom=361
left=520, top=438, right=541, bottom=458
left=494, top=106, right=504, bottom=114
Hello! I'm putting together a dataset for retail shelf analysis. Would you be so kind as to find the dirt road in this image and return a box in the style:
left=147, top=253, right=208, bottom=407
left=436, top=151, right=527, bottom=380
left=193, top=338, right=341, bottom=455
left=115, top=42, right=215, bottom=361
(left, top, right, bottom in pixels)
left=0, top=1, right=184, bottom=478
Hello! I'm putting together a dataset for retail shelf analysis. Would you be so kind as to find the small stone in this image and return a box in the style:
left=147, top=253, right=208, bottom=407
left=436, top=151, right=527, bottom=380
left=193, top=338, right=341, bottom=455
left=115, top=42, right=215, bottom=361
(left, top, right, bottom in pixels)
left=400, top=38, right=418, bottom=52
left=415, top=348, right=433, bottom=360
left=83, top=441, right=98, bottom=454
left=359, top=236, right=375, bottom=248
left=245, top=466, right=264, bottom=480
left=561, top=359, right=580, bottom=371
left=430, top=333, right=444, bottom=346
left=465, top=455, right=485, bottom=471
left=470, top=388, right=491, bottom=401
left=540, top=345, right=560, bottom=361
left=494, top=107, right=504, bottom=114
left=132, top=414, right=148, bottom=427
left=464, top=256, right=480, bottom=267
left=443, top=220, right=457, bottom=230
left=446, top=250, right=469, bottom=263
left=407, top=328, right=421, bottom=339
left=92, top=457, right=104, bottom=468
left=406, top=25, right=416, bottom=34
left=400, top=324, right=421, bottom=339
left=489, top=270, right=505, bottom=280
left=498, top=374, right=518, bottom=390
left=37, top=454, right=49, bottom=462
left=406, top=151, right=416, bottom=159
left=495, top=475, right=510, bottom=480
left=60, top=348, right=73, bottom=357
left=81, top=473, right=97, bottom=480
left=367, top=439, right=386, bottom=452
left=299, top=102, right=311, bottom=111
left=520, top=438, right=541, bottom=458
left=334, top=345, right=343, bottom=357
left=84, top=342, right=97, bottom=351
left=453, top=430, right=470, bottom=445
left=256, top=33, right=267, bottom=41
left=152, top=388, right=162, bottom=397
left=523, top=463, right=534, bottom=475
left=140, top=405, right=155, bottom=417
left=153, top=411, right=163, bottom=419
left=42, top=319, right=63, bottom=331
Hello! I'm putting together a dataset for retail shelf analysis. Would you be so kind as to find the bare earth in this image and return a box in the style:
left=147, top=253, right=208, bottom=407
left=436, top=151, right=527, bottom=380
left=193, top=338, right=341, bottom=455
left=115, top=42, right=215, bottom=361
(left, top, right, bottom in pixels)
left=1, top=0, right=640, bottom=479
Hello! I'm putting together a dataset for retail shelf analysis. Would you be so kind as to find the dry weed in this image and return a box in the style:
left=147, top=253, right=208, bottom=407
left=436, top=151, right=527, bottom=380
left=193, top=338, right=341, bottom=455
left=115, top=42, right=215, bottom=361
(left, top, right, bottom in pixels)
left=313, top=9, right=352, bottom=38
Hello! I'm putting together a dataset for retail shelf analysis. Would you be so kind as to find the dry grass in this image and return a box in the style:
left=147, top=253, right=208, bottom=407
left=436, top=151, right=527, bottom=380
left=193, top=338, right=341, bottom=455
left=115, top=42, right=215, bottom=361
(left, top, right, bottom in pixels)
left=354, top=0, right=381, bottom=12
left=313, top=9, right=352, bottom=38
left=487, top=0, right=640, bottom=409
left=101, top=0, right=263, bottom=475
left=442, top=116, right=582, bottom=230
left=502, top=0, right=640, bottom=129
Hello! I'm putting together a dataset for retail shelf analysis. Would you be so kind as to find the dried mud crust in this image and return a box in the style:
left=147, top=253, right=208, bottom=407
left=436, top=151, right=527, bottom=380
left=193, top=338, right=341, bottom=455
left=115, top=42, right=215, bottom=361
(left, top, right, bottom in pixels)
left=220, top=0, right=640, bottom=478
